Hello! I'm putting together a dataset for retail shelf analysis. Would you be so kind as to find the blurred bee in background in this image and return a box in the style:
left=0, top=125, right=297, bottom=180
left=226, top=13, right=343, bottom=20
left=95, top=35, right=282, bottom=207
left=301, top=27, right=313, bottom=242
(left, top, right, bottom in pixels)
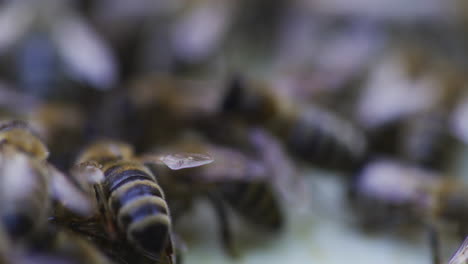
left=69, top=140, right=212, bottom=264
left=349, top=158, right=468, bottom=264
left=354, top=44, right=467, bottom=171
left=27, top=102, right=87, bottom=169
left=396, top=57, right=466, bottom=171
left=220, top=75, right=368, bottom=171
left=151, top=127, right=303, bottom=257
left=91, top=73, right=223, bottom=153
left=0, top=120, right=91, bottom=241
left=0, top=0, right=117, bottom=94
left=0, top=85, right=88, bottom=169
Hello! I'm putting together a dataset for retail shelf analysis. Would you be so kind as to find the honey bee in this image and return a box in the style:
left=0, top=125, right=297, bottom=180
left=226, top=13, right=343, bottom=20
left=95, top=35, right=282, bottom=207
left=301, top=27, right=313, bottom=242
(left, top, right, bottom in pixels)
left=26, top=102, right=86, bottom=168
left=354, top=47, right=466, bottom=170
left=71, top=140, right=212, bottom=264
left=0, top=85, right=88, bottom=168
left=151, top=128, right=299, bottom=257
left=350, top=158, right=468, bottom=264
left=220, top=76, right=368, bottom=171
left=0, top=120, right=91, bottom=240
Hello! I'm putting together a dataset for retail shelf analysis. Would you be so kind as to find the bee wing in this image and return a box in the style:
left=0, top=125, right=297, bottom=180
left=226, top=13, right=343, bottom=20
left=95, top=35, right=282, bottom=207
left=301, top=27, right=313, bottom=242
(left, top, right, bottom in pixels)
left=449, top=236, right=468, bottom=264
left=248, top=128, right=310, bottom=210
left=48, top=164, right=93, bottom=217
left=142, top=153, right=214, bottom=170
left=72, top=161, right=105, bottom=185
left=51, top=14, right=117, bottom=90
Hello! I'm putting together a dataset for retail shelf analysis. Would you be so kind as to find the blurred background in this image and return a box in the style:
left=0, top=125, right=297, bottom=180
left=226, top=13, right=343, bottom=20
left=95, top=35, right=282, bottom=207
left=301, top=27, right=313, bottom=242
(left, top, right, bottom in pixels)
left=1, top=0, right=468, bottom=263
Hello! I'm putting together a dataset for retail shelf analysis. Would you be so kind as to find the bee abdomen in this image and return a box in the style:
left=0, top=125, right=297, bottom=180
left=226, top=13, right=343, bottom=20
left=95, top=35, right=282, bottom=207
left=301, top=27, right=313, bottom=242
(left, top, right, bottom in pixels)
left=222, top=182, right=283, bottom=231
left=128, top=215, right=171, bottom=258
left=109, top=179, right=165, bottom=213
left=104, top=165, right=155, bottom=192
left=116, top=196, right=168, bottom=228
left=106, top=167, right=172, bottom=259
left=287, top=110, right=367, bottom=170
left=117, top=196, right=171, bottom=257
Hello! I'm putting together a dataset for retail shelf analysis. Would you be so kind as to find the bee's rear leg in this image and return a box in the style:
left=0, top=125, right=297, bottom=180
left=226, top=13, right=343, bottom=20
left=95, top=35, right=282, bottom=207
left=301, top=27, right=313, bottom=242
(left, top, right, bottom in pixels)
left=207, top=192, right=239, bottom=258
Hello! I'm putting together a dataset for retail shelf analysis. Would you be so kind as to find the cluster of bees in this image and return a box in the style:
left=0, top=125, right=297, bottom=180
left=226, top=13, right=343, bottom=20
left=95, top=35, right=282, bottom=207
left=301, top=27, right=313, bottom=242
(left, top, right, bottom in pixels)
left=1, top=1, right=468, bottom=264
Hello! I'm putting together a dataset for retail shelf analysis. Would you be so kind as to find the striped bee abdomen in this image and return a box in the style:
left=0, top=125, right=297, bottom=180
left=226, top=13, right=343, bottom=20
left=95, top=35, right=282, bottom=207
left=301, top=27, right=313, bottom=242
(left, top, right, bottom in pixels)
left=104, top=164, right=155, bottom=192
left=220, top=182, right=283, bottom=231
left=286, top=108, right=367, bottom=171
left=104, top=162, right=172, bottom=259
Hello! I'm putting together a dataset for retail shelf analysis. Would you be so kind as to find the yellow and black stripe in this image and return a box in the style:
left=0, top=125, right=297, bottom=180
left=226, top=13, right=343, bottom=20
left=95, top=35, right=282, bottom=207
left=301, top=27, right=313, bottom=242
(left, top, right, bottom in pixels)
left=103, top=161, right=172, bottom=259
left=284, top=109, right=367, bottom=171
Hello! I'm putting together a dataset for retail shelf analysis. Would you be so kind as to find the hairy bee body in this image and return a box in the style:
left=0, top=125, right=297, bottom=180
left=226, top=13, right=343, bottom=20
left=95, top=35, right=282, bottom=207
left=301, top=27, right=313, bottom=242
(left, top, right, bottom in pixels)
left=221, top=76, right=368, bottom=171
left=103, top=160, right=171, bottom=258
left=0, top=120, right=49, bottom=161
left=155, top=135, right=285, bottom=258
left=350, top=158, right=468, bottom=236
left=280, top=106, right=367, bottom=170
left=77, top=141, right=174, bottom=261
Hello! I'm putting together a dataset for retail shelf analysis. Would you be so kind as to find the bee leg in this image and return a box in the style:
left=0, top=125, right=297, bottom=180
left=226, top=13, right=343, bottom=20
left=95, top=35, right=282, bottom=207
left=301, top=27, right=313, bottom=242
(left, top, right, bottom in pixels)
left=93, top=184, right=118, bottom=240
left=206, top=192, right=239, bottom=258
left=427, top=223, right=441, bottom=264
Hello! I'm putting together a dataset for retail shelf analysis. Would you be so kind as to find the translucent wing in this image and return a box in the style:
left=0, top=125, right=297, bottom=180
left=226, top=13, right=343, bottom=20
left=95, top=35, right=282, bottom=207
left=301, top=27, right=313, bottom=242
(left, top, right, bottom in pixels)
left=51, top=15, right=117, bottom=90
left=143, top=153, right=214, bottom=170
left=247, top=128, right=310, bottom=211
left=72, top=161, right=105, bottom=185
left=449, top=236, right=468, bottom=264
left=49, top=164, right=93, bottom=216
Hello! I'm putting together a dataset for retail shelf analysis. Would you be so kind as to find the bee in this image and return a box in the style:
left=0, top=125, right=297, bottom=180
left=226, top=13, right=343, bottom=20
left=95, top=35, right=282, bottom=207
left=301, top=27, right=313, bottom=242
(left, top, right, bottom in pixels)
left=0, top=85, right=87, bottom=169
left=350, top=158, right=468, bottom=264
left=152, top=128, right=300, bottom=257
left=220, top=75, right=367, bottom=171
left=0, top=0, right=117, bottom=93
left=0, top=120, right=90, bottom=240
left=72, top=140, right=212, bottom=264
left=354, top=47, right=466, bottom=170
